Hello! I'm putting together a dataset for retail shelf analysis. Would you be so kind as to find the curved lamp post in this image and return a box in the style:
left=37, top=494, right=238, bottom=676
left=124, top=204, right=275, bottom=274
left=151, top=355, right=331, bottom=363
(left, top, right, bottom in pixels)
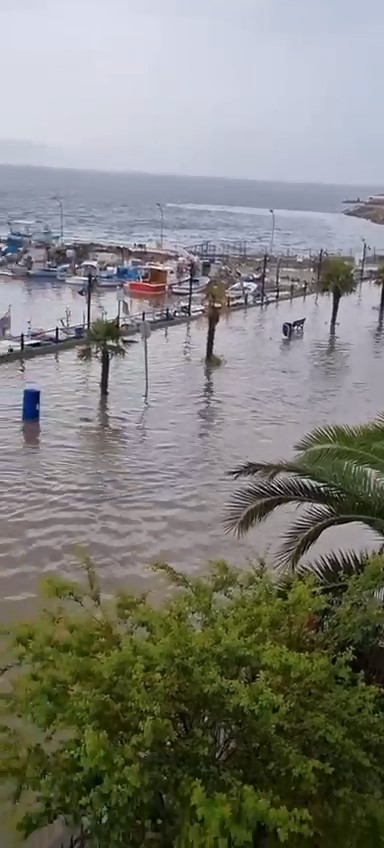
left=52, top=195, right=64, bottom=243
left=156, top=202, right=164, bottom=248
left=269, top=208, right=276, bottom=256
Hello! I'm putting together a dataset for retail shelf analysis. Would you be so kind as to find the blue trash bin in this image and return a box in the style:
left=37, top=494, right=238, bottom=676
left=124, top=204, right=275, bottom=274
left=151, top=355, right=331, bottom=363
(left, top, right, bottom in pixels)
left=22, top=388, right=40, bottom=422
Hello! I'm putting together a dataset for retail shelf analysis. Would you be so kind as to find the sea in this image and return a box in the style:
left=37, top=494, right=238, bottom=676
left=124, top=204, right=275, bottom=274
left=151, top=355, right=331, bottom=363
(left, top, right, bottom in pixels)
left=1, top=163, right=384, bottom=255
left=0, top=165, right=383, bottom=629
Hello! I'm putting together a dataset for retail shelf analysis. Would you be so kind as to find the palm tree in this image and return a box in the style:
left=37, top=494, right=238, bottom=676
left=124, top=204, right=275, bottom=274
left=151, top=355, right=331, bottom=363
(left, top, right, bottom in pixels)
left=375, top=265, right=384, bottom=319
left=204, top=280, right=227, bottom=362
left=225, top=415, right=384, bottom=578
left=319, top=256, right=356, bottom=328
left=78, top=318, right=126, bottom=396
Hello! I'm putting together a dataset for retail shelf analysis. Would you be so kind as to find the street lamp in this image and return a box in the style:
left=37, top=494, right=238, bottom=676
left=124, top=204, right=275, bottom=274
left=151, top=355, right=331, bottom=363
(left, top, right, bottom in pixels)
left=360, top=237, right=370, bottom=283
left=52, top=195, right=64, bottom=243
left=269, top=209, right=276, bottom=256
left=315, top=248, right=328, bottom=304
left=156, top=202, right=164, bottom=248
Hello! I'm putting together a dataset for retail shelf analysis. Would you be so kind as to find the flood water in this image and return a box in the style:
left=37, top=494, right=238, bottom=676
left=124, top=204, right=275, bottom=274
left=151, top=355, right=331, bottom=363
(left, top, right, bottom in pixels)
left=0, top=283, right=383, bottom=618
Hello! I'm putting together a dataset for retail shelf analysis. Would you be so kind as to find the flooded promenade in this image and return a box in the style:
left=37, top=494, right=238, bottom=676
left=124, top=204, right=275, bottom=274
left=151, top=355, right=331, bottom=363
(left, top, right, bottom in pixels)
left=0, top=282, right=383, bottom=620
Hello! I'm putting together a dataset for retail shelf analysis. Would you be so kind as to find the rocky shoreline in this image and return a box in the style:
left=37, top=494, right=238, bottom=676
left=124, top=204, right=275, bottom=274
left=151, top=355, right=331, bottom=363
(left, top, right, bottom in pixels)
left=345, top=201, right=384, bottom=226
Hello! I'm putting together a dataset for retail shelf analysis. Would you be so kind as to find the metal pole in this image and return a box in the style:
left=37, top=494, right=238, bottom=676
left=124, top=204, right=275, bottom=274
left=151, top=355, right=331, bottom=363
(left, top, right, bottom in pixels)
left=60, top=201, right=64, bottom=243
left=269, top=209, right=275, bottom=256
left=187, top=261, right=194, bottom=316
left=360, top=239, right=367, bottom=284
left=260, top=252, right=268, bottom=303
left=315, top=248, right=324, bottom=304
left=144, top=333, right=149, bottom=399
left=156, top=203, right=164, bottom=248
left=87, top=273, right=92, bottom=330
left=275, top=257, right=281, bottom=300
left=52, top=195, right=64, bottom=243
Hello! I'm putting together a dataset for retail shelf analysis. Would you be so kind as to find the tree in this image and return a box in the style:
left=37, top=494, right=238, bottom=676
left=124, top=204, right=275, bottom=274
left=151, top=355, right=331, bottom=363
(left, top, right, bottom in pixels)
left=319, top=256, right=355, bottom=328
left=78, top=318, right=126, bottom=396
left=204, top=280, right=227, bottom=363
left=375, top=265, right=384, bottom=319
left=226, top=414, right=384, bottom=576
left=2, top=558, right=384, bottom=847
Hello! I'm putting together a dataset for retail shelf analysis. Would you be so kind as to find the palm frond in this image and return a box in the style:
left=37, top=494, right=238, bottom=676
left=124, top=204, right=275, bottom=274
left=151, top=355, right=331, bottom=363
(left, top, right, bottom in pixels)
left=295, top=417, right=384, bottom=452
left=228, top=460, right=306, bottom=480
left=313, top=461, right=384, bottom=518
left=104, top=342, right=126, bottom=358
left=80, top=319, right=126, bottom=360
left=318, top=256, right=356, bottom=295
left=275, top=507, right=381, bottom=569
left=295, top=418, right=384, bottom=473
left=297, top=548, right=371, bottom=585
left=227, top=413, right=384, bottom=573
left=224, top=477, right=335, bottom=537
left=87, top=318, right=123, bottom=344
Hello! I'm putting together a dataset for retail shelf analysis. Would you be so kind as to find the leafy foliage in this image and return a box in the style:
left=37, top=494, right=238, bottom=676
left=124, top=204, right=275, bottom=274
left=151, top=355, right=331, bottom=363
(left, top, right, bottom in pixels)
left=318, top=256, right=356, bottom=325
left=318, top=256, right=355, bottom=297
left=226, top=414, right=384, bottom=573
left=2, top=559, right=384, bottom=846
left=78, top=318, right=126, bottom=362
left=78, top=318, right=126, bottom=395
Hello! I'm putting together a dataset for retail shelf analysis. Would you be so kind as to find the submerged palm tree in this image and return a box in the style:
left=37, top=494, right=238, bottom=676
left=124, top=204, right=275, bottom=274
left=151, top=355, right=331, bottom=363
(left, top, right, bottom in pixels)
left=204, top=280, right=227, bottom=362
left=375, top=265, right=384, bottom=319
left=78, top=318, right=126, bottom=396
left=226, top=415, right=384, bottom=579
left=319, top=256, right=356, bottom=328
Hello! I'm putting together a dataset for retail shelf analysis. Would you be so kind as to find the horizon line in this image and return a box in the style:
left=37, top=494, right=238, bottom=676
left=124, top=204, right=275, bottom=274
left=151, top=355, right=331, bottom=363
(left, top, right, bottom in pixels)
left=0, top=160, right=382, bottom=190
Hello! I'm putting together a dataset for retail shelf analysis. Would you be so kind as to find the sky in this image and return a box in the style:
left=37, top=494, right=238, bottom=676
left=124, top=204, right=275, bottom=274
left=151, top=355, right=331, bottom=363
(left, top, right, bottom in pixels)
left=0, top=0, right=384, bottom=183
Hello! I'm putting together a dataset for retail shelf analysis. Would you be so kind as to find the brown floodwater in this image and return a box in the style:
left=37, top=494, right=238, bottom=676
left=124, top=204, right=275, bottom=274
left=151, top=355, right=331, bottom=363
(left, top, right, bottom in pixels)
left=0, top=284, right=383, bottom=620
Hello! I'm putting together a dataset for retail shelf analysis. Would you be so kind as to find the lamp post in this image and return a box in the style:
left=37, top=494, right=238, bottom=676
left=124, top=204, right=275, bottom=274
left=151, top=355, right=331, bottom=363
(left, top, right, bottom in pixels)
left=360, top=238, right=370, bottom=284
left=87, top=272, right=93, bottom=330
left=260, top=251, right=268, bottom=304
left=315, top=247, right=327, bottom=304
left=269, top=209, right=276, bottom=257
left=156, top=203, right=164, bottom=248
left=52, top=195, right=64, bottom=243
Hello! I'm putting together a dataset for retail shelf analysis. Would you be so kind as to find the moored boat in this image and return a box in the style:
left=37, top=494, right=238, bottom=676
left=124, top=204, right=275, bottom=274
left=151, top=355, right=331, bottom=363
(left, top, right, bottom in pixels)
left=126, top=264, right=168, bottom=295
left=170, top=275, right=209, bottom=296
left=228, top=279, right=259, bottom=296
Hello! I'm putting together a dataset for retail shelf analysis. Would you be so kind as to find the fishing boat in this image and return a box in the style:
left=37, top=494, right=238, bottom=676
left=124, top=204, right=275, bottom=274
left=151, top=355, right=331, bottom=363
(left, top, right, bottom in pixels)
left=126, top=264, right=168, bottom=295
left=27, top=263, right=70, bottom=281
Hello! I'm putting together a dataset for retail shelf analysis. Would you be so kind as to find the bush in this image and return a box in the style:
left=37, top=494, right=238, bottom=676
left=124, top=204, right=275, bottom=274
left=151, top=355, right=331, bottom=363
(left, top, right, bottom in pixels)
left=2, top=558, right=384, bottom=846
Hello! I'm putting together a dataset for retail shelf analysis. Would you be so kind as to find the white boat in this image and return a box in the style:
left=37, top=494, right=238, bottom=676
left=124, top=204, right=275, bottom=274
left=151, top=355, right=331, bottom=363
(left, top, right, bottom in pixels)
left=228, top=280, right=259, bottom=296
left=171, top=275, right=209, bottom=296
left=61, top=261, right=121, bottom=289
left=0, top=264, right=29, bottom=278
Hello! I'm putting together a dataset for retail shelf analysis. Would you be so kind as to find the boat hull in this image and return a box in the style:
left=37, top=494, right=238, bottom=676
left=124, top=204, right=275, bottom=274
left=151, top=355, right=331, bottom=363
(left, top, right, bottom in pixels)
left=27, top=269, right=59, bottom=281
left=127, top=281, right=166, bottom=295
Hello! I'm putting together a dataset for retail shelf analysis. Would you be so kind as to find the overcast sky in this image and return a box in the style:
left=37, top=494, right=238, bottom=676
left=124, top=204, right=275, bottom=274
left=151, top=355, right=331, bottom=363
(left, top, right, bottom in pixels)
left=1, top=0, right=383, bottom=183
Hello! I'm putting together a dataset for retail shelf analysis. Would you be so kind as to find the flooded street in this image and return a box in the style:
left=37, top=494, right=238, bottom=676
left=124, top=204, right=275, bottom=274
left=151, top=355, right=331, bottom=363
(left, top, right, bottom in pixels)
left=0, top=284, right=383, bottom=617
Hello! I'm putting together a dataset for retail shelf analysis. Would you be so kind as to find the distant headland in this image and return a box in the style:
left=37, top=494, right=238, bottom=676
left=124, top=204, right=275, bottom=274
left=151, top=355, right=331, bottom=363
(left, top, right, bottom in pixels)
left=345, top=194, right=384, bottom=225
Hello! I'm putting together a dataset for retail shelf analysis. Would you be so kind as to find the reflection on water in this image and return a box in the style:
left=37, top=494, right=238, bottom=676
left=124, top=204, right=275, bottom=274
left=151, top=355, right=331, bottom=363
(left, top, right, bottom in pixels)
left=0, top=284, right=384, bottom=617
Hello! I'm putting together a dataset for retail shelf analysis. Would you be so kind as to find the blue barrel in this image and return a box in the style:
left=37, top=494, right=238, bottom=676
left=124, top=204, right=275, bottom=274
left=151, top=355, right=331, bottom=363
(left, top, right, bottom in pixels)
left=22, top=388, right=40, bottom=422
